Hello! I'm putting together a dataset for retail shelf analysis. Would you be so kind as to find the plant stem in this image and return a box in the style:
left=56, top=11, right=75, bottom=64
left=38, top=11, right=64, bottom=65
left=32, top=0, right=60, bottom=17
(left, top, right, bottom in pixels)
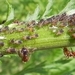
left=0, top=23, right=75, bottom=56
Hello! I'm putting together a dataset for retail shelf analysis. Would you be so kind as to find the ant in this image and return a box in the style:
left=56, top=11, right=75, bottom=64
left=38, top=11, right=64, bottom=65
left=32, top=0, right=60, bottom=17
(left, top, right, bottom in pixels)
left=18, top=47, right=29, bottom=62
left=63, top=47, right=75, bottom=58
left=18, top=47, right=36, bottom=62
left=63, top=47, right=72, bottom=58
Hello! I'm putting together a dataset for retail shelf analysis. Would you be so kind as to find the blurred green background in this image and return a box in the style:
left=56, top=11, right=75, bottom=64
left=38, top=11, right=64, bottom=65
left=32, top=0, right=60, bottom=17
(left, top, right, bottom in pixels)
left=0, top=0, right=75, bottom=75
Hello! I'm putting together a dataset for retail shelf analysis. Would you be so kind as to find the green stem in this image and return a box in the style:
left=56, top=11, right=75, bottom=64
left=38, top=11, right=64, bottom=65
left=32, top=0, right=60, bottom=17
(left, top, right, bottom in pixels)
left=0, top=24, right=75, bottom=55
left=24, top=26, right=75, bottom=50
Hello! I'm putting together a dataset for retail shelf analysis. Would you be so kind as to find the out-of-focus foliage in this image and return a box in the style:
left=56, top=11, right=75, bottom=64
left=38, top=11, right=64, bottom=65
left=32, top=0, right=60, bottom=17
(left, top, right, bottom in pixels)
left=0, top=0, right=75, bottom=75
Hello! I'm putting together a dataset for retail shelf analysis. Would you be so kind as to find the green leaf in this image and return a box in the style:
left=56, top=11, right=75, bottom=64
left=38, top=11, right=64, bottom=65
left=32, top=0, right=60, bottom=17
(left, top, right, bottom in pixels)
left=60, top=0, right=75, bottom=13
left=25, top=5, right=40, bottom=22
left=4, top=0, right=14, bottom=25
left=42, top=0, right=53, bottom=18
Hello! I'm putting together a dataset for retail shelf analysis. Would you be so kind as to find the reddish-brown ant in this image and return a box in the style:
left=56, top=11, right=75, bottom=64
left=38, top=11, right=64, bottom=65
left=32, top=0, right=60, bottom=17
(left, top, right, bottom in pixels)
left=63, top=47, right=72, bottom=58
left=18, top=47, right=37, bottom=62
left=70, top=48, right=75, bottom=58
left=18, top=47, right=29, bottom=62
left=63, top=47, right=75, bottom=58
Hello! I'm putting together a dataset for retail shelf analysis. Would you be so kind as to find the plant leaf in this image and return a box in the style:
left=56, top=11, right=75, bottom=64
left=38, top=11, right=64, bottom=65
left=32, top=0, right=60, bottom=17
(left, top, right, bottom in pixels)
left=4, top=0, right=14, bottom=25
left=42, top=0, right=53, bottom=18
left=25, top=5, right=40, bottom=22
left=60, top=0, right=75, bottom=13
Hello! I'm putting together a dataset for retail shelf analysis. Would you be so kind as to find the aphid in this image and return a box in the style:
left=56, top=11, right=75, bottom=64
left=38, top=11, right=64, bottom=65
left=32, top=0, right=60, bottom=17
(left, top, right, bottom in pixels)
left=38, top=19, right=45, bottom=27
left=1, top=26, right=9, bottom=32
left=23, top=34, right=38, bottom=40
left=26, top=26, right=34, bottom=32
left=68, top=16, right=72, bottom=26
left=17, top=28, right=24, bottom=32
left=31, top=33, right=38, bottom=39
left=0, top=41, right=4, bottom=47
left=13, top=20, right=20, bottom=25
left=14, top=40, right=22, bottom=44
left=31, top=20, right=36, bottom=25
left=69, top=27, right=75, bottom=33
left=42, top=15, right=60, bottom=26
left=23, top=35, right=31, bottom=40
left=27, top=20, right=36, bottom=27
left=9, top=28, right=16, bottom=33
left=50, top=16, right=58, bottom=26
left=45, top=18, right=52, bottom=24
left=12, top=28, right=16, bottom=31
left=10, top=39, right=22, bottom=44
left=9, top=39, right=14, bottom=44
left=68, top=14, right=75, bottom=26
left=18, top=47, right=29, bottom=62
left=59, top=13, right=67, bottom=21
left=14, top=20, right=25, bottom=25
left=56, top=29, right=64, bottom=35
left=30, top=20, right=36, bottom=25
left=55, top=15, right=60, bottom=21
left=20, top=21, right=26, bottom=25
left=6, top=47, right=16, bottom=53
left=63, top=47, right=72, bottom=58
left=14, top=20, right=19, bottom=23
